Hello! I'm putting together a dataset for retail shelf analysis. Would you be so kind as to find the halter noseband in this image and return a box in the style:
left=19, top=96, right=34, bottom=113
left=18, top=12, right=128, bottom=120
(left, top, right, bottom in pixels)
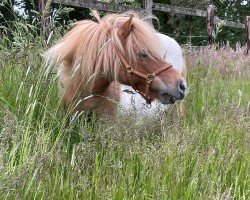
left=115, top=46, right=172, bottom=104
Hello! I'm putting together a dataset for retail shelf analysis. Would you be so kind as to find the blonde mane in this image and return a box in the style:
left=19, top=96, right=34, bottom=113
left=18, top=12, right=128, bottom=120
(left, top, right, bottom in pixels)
left=45, top=11, right=162, bottom=89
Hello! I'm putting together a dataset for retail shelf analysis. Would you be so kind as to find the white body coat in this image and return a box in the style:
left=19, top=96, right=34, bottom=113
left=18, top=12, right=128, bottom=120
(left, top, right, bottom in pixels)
left=119, top=33, right=185, bottom=117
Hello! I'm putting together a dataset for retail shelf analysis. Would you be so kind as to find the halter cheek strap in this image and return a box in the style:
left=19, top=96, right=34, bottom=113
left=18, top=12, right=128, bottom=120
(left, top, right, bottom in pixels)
left=115, top=46, right=172, bottom=104
left=125, top=64, right=171, bottom=104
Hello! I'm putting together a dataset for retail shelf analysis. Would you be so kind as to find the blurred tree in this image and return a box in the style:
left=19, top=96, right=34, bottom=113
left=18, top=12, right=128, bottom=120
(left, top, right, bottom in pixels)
left=20, top=0, right=39, bottom=22
left=2, top=0, right=249, bottom=46
left=212, top=0, right=250, bottom=46
left=0, top=0, right=15, bottom=37
left=163, top=0, right=210, bottom=45
left=153, top=0, right=250, bottom=46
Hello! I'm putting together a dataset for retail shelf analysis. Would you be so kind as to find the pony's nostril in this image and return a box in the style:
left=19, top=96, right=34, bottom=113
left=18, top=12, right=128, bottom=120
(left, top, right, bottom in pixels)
left=179, top=81, right=186, bottom=93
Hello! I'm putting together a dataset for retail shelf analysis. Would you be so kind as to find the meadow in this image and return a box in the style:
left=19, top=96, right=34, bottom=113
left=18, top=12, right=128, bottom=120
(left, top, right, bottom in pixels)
left=0, top=18, right=250, bottom=199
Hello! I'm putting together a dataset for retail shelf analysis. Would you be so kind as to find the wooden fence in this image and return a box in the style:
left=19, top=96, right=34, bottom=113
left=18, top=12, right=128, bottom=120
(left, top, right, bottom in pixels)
left=39, top=0, right=250, bottom=53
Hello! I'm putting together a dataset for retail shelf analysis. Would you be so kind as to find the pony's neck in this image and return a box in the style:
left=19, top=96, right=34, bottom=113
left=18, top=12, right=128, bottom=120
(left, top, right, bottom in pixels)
left=91, top=76, right=110, bottom=94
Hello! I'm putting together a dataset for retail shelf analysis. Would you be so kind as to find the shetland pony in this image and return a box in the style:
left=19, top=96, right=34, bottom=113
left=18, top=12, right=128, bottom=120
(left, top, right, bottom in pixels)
left=120, top=33, right=187, bottom=117
left=45, top=11, right=187, bottom=117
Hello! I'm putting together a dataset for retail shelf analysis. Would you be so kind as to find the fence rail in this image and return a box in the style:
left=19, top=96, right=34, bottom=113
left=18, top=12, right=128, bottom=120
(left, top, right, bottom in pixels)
left=52, top=0, right=246, bottom=29
left=52, top=0, right=137, bottom=13
left=152, top=3, right=207, bottom=17
left=214, top=17, right=245, bottom=29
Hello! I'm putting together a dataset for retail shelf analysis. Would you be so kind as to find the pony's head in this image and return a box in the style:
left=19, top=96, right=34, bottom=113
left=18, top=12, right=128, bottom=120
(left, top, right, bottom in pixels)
left=108, top=12, right=186, bottom=104
left=45, top=11, right=186, bottom=105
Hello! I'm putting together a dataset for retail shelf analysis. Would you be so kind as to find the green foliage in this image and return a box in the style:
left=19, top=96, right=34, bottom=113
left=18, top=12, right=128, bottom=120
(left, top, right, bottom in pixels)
left=0, top=54, right=250, bottom=199
left=0, top=2, right=250, bottom=199
left=0, top=12, right=250, bottom=199
left=211, top=0, right=250, bottom=46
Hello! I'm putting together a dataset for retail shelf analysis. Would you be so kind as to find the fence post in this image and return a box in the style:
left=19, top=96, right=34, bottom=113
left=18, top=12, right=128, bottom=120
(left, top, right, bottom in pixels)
left=206, top=5, right=215, bottom=45
left=39, top=0, right=50, bottom=41
left=245, top=16, right=250, bottom=54
left=144, top=0, right=153, bottom=25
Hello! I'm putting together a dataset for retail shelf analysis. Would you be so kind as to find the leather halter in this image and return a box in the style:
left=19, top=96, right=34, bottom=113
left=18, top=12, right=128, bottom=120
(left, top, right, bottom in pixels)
left=115, top=47, right=172, bottom=104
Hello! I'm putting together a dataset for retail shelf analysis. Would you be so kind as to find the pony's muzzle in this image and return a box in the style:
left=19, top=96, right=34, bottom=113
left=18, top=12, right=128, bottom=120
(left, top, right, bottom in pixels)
left=178, top=80, right=186, bottom=100
left=159, top=79, right=186, bottom=104
left=179, top=81, right=186, bottom=93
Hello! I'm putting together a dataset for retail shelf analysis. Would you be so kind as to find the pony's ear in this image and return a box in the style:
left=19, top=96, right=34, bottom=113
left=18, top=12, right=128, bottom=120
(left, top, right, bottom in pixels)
left=118, top=14, right=133, bottom=39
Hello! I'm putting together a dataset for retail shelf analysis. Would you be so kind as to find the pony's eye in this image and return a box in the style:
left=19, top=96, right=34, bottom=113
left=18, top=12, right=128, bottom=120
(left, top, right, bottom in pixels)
left=137, top=52, right=148, bottom=59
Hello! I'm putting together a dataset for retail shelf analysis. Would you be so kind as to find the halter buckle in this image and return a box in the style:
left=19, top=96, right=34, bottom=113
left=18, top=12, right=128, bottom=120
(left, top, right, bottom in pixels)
left=126, top=66, right=133, bottom=73
left=146, top=73, right=154, bottom=83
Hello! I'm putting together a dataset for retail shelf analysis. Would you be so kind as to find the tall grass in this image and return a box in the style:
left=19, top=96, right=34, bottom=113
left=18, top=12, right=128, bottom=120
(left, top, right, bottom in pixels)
left=0, top=14, right=250, bottom=199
